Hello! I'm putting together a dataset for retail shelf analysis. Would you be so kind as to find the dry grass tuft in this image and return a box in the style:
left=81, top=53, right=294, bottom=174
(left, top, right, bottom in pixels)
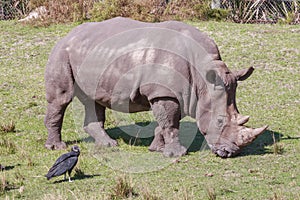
left=270, top=192, right=285, bottom=200
left=0, top=139, right=17, bottom=155
left=74, top=167, right=85, bottom=178
left=110, top=175, right=137, bottom=199
left=0, top=173, right=16, bottom=194
left=0, top=121, right=16, bottom=133
left=141, top=185, right=161, bottom=200
left=272, top=132, right=284, bottom=155
left=205, top=186, right=217, bottom=200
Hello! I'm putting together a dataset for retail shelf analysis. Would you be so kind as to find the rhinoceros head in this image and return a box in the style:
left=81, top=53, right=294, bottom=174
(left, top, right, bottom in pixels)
left=196, top=62, right=267, bottom=158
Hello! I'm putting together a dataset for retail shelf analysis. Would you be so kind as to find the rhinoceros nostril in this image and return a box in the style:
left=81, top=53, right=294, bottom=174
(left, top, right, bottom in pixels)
left=217, top=150, right=223, bottom=157
left=216, top=149, right=228, bottom=158
left=216, top=119, right=224, bottom=128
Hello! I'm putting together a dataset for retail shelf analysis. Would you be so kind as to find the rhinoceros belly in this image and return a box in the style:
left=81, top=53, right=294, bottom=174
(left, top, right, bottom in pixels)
left=81, top=48, right=194, bottom=114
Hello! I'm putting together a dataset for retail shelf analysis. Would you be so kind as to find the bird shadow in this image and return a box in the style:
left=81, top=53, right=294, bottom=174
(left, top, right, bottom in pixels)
left=52, top=174, right=101, bottom=184
left=1, top=165, right=14, bottom=171
left=73, top=173, right=101, bottom=181
left=0, top=164, right=20, bottom=171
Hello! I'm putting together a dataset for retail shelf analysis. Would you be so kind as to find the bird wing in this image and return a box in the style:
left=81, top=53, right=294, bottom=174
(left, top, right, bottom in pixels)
left=46, top=152, right=77, bottom=179
left=66, top=156, right=79, bottom=173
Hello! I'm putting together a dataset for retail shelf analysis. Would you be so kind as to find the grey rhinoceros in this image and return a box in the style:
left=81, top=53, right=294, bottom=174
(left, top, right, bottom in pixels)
left=44, top=17, right=267, bottom=158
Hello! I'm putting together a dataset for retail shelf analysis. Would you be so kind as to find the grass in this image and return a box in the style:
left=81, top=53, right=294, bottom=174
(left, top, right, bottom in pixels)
left=0, top=20, right=299, bottom=199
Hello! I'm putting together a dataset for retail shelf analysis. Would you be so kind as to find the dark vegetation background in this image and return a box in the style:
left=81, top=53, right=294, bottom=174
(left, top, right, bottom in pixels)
left=1, top=0, right=300, bottom=25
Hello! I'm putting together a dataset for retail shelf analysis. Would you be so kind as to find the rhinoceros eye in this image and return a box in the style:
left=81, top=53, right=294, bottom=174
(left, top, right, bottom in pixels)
left=225, top=85, right=231, bottom=91
left=216, top=115, right=226, bottom=128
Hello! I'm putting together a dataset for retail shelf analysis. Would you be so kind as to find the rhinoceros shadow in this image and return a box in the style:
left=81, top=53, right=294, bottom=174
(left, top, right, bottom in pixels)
left=105, top=121, right=207, bottom=152
left=105, top=121, right=207, bottom=151
left=240, top=130, right=283, bottom=156
left=102, top=121, right=283, bottom=157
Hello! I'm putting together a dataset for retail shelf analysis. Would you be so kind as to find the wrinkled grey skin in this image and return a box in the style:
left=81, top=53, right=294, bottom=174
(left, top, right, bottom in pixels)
left=44, top=17, right=267, bottom=158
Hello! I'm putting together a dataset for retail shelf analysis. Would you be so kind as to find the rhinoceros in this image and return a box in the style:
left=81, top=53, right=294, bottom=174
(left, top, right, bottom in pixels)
left=44, top=17, right=267, bottom=158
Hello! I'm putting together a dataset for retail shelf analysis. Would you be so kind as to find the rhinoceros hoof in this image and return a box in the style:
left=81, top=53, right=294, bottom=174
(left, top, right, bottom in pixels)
left=163, top=143, right=187, bottom=157
left=148, top=139, right=165, bottom=152
left=45, top=141, right=67, bottom=150
left=95, top=138, right=118, bottom=147
left=148, top=142, right=164, bottom=152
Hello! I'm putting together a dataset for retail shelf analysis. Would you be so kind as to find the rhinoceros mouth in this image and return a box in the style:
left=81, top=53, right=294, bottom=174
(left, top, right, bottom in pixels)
left=211, top=144, right=240, bottom=158
left=213, top=148, right=239, bottom=158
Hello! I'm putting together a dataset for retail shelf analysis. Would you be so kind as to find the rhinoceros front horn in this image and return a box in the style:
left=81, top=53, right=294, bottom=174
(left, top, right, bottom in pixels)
left=238, top=125, right=268, bottom=147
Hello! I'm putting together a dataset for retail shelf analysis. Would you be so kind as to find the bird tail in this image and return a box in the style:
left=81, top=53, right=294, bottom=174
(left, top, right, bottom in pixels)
left=45, top=174, right=52, bottom=180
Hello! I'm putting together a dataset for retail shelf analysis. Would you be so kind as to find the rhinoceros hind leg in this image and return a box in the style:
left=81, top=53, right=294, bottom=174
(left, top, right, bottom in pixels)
left=149, top=126, right=165, bottom=152
left=44, top=101, right=71, bottom=150
left=45, top=141, right=67, bottom=150
left=44, top=102, right=70, bottom=150
left=151, top=98, right=187, bottom=157
left=44, top=48, right=74, bottom=150
left=82, top=101, right=117, bottom=147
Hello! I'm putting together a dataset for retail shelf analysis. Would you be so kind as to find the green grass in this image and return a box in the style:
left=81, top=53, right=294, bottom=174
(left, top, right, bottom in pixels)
left=1, top=20, right=300, bottom=199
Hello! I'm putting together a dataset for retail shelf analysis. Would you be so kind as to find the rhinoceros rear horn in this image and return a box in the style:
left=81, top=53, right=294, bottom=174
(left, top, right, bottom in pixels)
left=237, top=115, right=250, bottom=125
left=238, top=125, right=268, bottom=147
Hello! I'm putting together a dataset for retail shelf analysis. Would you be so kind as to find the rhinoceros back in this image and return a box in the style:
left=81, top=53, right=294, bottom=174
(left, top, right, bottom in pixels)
left=54, top=17, right=220, bottom=114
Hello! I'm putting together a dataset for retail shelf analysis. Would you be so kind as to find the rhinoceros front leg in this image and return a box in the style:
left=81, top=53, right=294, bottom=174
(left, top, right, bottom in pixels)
left=150, top=98, right=187, bottom=157
left=83, top=101, right=117, bottom=147
left=149, top=126, right=165, bottom=152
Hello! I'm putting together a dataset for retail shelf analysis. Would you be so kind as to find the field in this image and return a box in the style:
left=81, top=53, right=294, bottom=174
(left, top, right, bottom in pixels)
left=0, top=20, right=299, bottom=199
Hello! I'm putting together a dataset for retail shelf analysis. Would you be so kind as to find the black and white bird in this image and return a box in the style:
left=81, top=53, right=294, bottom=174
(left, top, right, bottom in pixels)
left=46, top=145, right=80, bottom=182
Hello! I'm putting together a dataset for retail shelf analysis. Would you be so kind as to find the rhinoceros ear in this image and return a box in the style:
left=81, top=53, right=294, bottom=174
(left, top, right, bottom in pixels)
left=234, top=67, right=254, bottom=81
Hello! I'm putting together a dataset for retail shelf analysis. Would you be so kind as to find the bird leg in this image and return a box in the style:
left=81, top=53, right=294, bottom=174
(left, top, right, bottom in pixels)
left=68, top=171, right=73, bottom=182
